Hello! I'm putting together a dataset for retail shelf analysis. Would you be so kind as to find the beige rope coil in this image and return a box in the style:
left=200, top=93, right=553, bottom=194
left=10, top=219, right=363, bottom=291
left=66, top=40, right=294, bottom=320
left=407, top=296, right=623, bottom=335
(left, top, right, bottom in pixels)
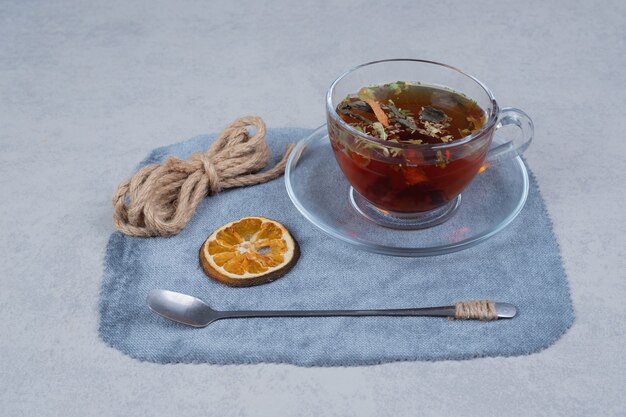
left=454, top=300, right=498, bottom=321
left=112, top=116, right=295, bottom=237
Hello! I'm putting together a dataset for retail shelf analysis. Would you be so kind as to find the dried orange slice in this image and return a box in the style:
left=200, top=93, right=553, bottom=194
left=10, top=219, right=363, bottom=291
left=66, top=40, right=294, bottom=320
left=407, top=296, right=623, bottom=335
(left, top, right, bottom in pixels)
left=199, top=216, right=299, bottom=287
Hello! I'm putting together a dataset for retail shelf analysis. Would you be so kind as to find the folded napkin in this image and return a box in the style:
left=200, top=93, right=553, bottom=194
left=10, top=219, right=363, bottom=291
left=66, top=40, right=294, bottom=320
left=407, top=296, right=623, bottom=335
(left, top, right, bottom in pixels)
left=99, top=128, right=574, bottom=366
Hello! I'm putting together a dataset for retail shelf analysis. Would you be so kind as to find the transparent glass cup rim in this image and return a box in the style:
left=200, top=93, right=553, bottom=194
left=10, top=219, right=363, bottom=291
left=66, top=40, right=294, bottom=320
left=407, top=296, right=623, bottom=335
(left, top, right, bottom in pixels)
left=326, top=58, right=500, bottom=151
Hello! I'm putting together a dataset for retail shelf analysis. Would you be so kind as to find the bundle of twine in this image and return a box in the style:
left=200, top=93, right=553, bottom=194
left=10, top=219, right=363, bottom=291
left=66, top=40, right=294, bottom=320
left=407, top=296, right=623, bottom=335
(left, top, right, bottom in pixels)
left=112, top=116, right=295, bottom=237
left=454, top=300, right=498, bottom=321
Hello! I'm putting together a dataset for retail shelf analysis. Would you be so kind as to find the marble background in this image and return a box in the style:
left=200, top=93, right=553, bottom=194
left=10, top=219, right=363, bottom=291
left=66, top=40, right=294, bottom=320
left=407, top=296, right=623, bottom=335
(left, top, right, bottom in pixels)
left=1, top=0, right=624, bottom=415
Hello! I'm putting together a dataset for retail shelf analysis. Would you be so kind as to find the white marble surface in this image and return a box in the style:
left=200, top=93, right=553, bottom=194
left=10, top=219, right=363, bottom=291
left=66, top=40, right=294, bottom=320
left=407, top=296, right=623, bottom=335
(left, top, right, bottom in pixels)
left=1, top=0, right=624, bottom=415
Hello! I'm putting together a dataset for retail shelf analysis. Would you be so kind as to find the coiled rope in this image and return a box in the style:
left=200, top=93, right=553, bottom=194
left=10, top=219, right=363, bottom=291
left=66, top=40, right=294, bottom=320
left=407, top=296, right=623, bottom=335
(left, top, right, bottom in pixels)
left=113, top=116, right=294, bottom=237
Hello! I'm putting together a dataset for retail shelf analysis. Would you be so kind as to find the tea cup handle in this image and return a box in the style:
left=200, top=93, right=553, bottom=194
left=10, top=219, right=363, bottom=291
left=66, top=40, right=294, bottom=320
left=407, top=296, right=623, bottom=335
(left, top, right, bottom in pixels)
left=486, top=107, right=534, bottom=163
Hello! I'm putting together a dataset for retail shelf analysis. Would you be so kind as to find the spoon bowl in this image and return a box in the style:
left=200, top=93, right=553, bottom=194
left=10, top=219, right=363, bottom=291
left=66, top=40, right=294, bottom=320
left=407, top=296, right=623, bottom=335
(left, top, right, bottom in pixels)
left=148, top=290, right=222, bottom=327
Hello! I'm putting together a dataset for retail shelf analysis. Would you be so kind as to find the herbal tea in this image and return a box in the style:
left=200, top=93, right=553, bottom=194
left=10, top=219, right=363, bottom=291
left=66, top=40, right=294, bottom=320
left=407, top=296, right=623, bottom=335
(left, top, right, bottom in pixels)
left=329, top=82, right=491, bottom=213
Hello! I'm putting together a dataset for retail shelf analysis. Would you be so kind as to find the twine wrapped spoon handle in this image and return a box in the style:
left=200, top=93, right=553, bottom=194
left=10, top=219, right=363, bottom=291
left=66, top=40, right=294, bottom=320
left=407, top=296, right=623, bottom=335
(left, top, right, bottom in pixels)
left=148, top=290, right=517, bottom=328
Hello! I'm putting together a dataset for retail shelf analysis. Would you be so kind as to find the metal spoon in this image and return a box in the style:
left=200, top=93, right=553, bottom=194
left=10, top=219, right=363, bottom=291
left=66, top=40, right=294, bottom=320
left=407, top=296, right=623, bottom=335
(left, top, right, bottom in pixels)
left=147, top=289, right=517, bottom=327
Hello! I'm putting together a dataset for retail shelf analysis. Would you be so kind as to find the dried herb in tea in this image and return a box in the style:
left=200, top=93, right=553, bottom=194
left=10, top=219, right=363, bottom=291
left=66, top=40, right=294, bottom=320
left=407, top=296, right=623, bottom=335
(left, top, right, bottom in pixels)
left=335, top=82, right=486, bottom=144
left=329, top=82, right=492, bottom=213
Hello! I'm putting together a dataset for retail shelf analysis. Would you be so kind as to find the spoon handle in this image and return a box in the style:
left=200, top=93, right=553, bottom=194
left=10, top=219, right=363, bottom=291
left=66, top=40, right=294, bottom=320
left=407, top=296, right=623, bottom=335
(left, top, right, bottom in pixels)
left=221, top=305, right=484, bottom=320
left=219, top=300, right=517, bottom=321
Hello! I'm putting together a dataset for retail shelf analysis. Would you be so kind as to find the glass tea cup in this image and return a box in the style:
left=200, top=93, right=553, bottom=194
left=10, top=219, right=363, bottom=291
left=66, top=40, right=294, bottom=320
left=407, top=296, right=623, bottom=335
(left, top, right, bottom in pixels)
left=326, top=59, right=533, bottom=229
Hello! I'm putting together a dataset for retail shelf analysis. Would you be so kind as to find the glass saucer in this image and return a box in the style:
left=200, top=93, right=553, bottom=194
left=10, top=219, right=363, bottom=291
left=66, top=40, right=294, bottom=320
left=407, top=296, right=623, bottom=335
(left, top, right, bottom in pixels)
left=284, top=125, right=529, bottom=257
